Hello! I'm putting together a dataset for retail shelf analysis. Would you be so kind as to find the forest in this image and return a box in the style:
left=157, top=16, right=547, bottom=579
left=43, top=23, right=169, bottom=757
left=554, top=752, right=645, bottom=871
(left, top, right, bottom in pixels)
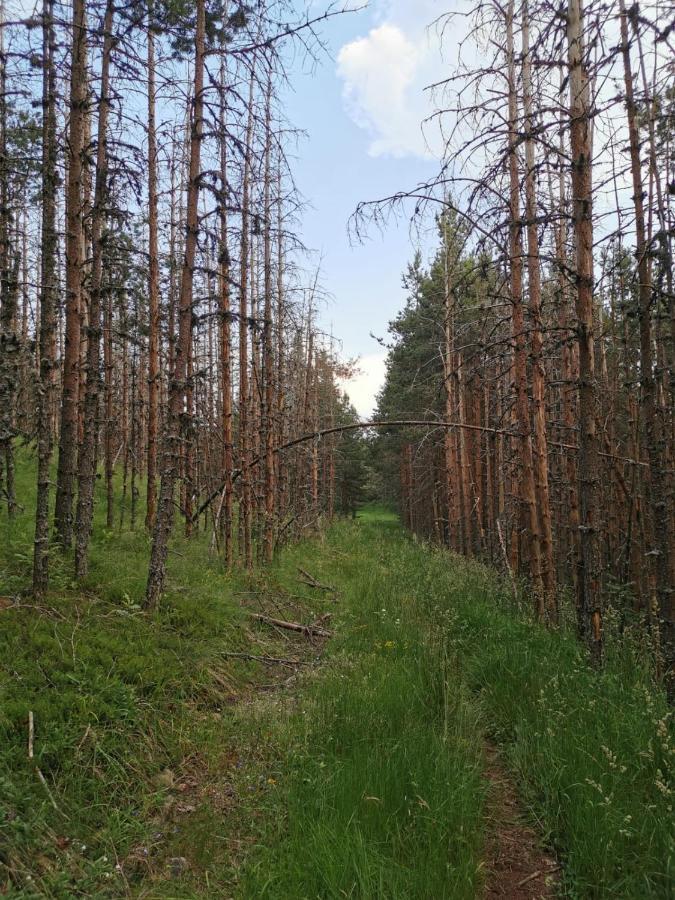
left=0, top=0, right=673, bottom=897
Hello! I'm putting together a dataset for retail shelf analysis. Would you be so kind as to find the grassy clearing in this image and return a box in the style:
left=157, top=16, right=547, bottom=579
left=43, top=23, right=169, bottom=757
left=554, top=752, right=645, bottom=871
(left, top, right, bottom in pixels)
left=240, top=514, right=487, bottom=898
left=237, top=512, right=673, bottom=899
left=0, top=452, right=286, bottom=897
left=1, top=456, right=673, bottom=898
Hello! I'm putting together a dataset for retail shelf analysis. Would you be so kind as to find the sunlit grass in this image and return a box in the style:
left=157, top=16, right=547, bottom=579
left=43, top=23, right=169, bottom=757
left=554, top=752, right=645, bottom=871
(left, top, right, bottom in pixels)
left=240, top=514, right=673, bottom=899
left=1, top=458, right=672, bottom=898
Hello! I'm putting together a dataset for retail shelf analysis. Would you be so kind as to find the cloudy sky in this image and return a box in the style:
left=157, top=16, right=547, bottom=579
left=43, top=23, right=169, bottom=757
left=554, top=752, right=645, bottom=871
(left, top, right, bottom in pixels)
left=284, top=0, right=456, bottom=416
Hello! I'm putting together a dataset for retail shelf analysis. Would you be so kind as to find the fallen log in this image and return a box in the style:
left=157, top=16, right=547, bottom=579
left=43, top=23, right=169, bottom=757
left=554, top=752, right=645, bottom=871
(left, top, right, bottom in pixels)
left=250, top=613, right=332, bottom=638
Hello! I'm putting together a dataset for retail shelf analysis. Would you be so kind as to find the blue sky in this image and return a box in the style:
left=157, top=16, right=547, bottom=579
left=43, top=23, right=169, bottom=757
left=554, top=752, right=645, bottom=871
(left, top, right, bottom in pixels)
left=283, top=0, right=450, bottom=416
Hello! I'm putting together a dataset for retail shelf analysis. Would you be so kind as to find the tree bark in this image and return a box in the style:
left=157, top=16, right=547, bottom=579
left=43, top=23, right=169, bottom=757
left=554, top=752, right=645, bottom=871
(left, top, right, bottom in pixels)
left=74, top=0, right=115, bottom=579
left=506, top=0, right=544, bottom=615
left=145, top=0, right=205, bottom=609
left=145, top=7, right=160, bottom=531
left=238, top=65, right=256, bottom=569
left=55, top=0, right=87, bottom=548
left=522, top=0, right=556, bottom=619
left=567, top=0, right=603, bottom=662
left=33, top=0, right=58, bottom=595
left=619, top=0, right=672, bottom=689
left=263, top=73, right=276, bottom=563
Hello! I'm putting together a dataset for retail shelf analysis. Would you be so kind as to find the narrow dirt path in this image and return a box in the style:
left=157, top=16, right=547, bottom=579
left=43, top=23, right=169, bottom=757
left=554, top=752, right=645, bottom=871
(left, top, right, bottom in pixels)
left=483, top=743, right=559, bottom=898
left=136, top=516, right=564, bottom=897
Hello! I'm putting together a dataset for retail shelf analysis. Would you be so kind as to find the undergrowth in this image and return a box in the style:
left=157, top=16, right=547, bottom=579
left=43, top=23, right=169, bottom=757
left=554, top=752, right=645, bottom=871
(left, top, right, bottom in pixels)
left=1, top=454, right=673, bottom=898
left=240, top=515, right=486, bottom=898
left=237, top=515, right=673, bottom=898
left=0, top=452, right=273, bottom=897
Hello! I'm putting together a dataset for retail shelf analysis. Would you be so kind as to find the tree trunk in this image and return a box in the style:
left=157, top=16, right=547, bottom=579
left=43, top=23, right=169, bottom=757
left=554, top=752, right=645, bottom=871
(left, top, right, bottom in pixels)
left=238, top=65, right=256, bottom=569
left=33, top=0, right=58, bottom=594
left=619, top=0, right=672, bottom=689
left=567, top=0, right=603, bottom=662
left=218, top=15, right=234, bottom=568
left=145, top=8, right=160, bottom=531
left=0, top=7, right=19, bottom=518
left=145, top=0, right=205, bottom=609
left=522, top=0, right=556, bottom=619
left=506, top=0, right=544, bottom=615
left=74, top=0, right=115, bottom=579
left=262, top=74, right=276, bottom=563
left=55, top=0, right=87, bottom=548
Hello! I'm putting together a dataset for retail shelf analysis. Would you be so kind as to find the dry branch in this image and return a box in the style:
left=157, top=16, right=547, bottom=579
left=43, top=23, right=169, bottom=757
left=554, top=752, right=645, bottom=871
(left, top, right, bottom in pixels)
left=298, top=567, right=336, bottom=593
left=250, top=613, right=332, bottom=638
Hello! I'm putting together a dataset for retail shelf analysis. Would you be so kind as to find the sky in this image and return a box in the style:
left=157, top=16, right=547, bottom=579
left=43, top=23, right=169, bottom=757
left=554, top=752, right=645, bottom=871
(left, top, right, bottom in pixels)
left=282, top=0, right=453, bottom=417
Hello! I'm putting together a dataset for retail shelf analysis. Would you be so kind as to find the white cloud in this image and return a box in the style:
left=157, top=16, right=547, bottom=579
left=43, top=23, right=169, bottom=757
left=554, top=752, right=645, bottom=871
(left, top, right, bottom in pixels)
left=340, top=352, right=387, bottom=420
left=337, top=23, right=429, bottom=158
left=336, top=1, right=456, bottom=159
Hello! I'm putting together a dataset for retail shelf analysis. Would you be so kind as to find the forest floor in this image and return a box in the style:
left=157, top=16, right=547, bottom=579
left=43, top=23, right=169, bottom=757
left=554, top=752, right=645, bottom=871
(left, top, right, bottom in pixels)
left=1, top=458, right=673, bottom=898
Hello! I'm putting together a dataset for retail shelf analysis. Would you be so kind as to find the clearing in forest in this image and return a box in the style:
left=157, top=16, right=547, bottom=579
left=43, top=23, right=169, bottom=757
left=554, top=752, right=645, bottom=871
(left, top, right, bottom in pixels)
left=2, top=494, right=671, bottom=898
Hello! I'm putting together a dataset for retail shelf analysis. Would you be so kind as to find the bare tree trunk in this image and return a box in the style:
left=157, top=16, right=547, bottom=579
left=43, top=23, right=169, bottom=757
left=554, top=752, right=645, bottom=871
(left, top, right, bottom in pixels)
left=262, top=74, right=276, bottom=563
left=567, top=0, right=602, bottom=661
left=55, top=0, right=87, bottom=548
left=275, top=165, right=287, bottom=529
left=74, top=0, right=115, bottom=579
left=442, top=216, right=458, bottom=551
left=145, top=0, right=205, bottom=609
left=522, top=0, right=556, bottom=619
left=103, top=259, right=114, bottom=527
left=619, top=0, right=672, bottom=688
left=145, top=8, right=160, bottom=531
left=506, top=0, right=544, bottom=615
left=0, top=5, right=19, bottom=518
left=33, top=0, right=58, bottom=594
left=218, top=20, right=234, bottom=568
left=238, top=65, right=256, bottom=569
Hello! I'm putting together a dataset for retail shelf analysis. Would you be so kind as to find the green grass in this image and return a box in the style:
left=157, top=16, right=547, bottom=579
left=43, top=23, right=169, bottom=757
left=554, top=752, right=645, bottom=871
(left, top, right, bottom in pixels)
left=1, top=455, right=673, bottom=898
left=237, top=514, right=673, bottom=899
left=0, top=452, right=270, bottom=896
left=239, top=516, right=486, bottom=898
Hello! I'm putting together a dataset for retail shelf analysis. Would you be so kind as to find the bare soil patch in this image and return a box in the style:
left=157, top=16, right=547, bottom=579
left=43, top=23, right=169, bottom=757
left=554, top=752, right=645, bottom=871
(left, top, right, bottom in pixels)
left=483, top=743, right=560, bottom=899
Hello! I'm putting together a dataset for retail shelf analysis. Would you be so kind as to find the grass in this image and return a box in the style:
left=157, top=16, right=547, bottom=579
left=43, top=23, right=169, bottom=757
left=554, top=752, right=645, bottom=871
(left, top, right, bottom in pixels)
left=0, top=451, right=266, bottom=896
left=238, top=512, right=673, bottom=898
left=1, top=452, right=673, bottom=898
left=239, top=515, right=486, bottom=898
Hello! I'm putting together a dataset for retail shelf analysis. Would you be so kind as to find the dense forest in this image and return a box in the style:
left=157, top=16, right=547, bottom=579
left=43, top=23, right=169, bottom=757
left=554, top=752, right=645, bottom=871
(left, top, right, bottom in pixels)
left=0, top=0, right=367, bottom=602
left=0, top=0, right=673, bottom=896
left=369, top=0, right=673, bottom=689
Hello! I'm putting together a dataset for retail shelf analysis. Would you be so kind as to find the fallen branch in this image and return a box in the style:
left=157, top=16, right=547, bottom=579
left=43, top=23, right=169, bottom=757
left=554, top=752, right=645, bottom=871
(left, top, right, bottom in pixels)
left=250, top=613, right=332, bottom=638
left=516, top=866, right=561, bottom=888
left=298, top=567, right=337, bottom=593
left=192, top=418, right=663, bottom=524
left=27, top=711, right=67, bottom=818
left=36, top=767, right=61, bottom=813
left=222, top=651, right=311, bottom=668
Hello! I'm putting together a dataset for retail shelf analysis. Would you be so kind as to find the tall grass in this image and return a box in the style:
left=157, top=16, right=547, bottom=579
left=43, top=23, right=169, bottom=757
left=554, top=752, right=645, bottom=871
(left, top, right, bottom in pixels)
left=1, top=455, right=672, bottom=898
left=0, top=454, right=256, bottom=896
left=241, top=514, right=673, bottom=898
left=241, top=518, right=486, bottom=898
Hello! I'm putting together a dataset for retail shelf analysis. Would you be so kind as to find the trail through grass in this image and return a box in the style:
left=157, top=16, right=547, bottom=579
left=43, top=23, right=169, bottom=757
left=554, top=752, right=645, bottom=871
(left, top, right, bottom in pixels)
left=237, top=510, right=673, bottom=899
left=1, top=457, right=673, bottom=898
